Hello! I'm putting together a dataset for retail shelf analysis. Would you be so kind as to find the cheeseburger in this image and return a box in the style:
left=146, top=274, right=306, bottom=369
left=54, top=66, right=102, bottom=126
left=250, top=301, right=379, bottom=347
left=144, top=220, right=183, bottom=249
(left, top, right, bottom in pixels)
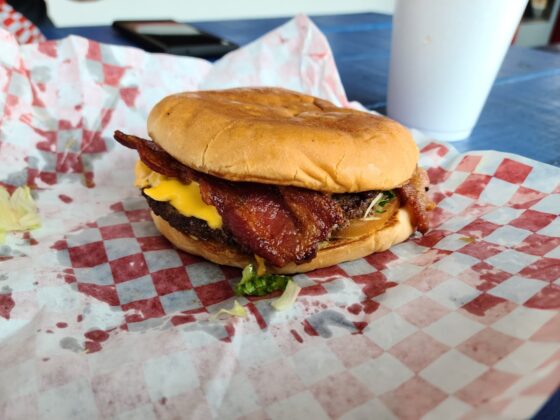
left=114, top=87, right=432, bottom=274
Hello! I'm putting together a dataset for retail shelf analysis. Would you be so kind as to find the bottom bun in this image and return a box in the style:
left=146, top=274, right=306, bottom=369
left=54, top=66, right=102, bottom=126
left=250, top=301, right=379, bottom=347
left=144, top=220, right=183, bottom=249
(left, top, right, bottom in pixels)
left=151, top=208, right=414, bottom=274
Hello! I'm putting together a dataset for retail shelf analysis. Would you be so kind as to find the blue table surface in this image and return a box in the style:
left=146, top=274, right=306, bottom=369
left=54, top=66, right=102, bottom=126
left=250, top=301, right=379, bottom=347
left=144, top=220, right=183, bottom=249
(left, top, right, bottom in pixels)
left=41, top=13, right=559, bottom=419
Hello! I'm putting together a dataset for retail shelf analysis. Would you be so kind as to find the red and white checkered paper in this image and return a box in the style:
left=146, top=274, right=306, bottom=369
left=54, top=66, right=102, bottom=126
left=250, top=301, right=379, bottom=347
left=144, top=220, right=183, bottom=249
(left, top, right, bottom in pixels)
left=0, top=2, right=45, bottom=44
left=1, top=15, right=559, bottom=420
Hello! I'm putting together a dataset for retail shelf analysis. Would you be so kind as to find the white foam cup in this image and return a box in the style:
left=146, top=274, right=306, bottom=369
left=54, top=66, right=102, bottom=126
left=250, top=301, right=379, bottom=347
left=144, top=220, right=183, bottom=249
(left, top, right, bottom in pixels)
left=387, top=0, right=528, bottom=141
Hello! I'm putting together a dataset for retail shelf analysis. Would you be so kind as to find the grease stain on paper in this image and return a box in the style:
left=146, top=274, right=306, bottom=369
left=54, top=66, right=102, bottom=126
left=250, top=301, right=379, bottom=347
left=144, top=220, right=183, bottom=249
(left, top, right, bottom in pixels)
left=303, top=310, right=357, bottom=338
left=60, top=337, right=83, bottom=353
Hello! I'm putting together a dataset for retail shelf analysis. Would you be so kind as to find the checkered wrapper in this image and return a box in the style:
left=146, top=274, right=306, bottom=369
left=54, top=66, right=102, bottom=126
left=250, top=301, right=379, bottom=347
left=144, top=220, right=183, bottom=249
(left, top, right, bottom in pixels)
left=1, top=15, right=559, bottom=420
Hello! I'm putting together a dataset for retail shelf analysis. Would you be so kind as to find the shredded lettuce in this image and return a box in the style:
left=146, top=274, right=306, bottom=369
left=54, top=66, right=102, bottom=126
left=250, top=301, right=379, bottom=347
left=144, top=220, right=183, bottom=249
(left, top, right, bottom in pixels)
left=0, top=186, right=41, bottom=243
left=363, top=190, right=397, bottom=220
left=362, top=192, right=383, bottom=219
left=271, top=280, right=301, bottom=311
left=375, top=190, right=396, bottom=213
left=234, top=264, right=291, bottom=296
left=209, top=300, right=247, bottom=321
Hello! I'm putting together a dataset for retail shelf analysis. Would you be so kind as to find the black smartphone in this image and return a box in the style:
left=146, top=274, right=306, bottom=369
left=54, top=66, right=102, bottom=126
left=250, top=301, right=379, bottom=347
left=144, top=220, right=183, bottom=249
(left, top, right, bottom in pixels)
left=112, top=20, right=238, bottom=58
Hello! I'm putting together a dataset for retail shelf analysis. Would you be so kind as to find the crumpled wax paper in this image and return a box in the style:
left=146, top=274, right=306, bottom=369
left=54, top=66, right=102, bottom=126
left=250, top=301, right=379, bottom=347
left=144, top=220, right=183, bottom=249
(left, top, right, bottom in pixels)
left=1, top=15, right=559, bottom=420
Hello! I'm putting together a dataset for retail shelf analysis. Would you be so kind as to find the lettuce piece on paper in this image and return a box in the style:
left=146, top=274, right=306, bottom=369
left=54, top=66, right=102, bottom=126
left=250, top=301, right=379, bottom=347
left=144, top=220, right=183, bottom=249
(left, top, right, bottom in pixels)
left=271, top=280, right=302, bottom=311
left=0, top=186, right=41, bottom=243
left=209, top=300, right=247, bottom=321
left=234, top=264, right=291, bottom=296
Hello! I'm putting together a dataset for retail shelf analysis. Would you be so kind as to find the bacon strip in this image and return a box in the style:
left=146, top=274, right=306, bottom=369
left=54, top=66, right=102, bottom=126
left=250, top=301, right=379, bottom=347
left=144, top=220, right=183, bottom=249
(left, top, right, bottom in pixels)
left=396, top=168, right=432, bottom=234
left=114, top=131, right=344, bottom=266
left=198, top=180, right=344, bottom=266
left=280, top=187, right=346, bottom=261
left=114, top=131, right=195, bottom=182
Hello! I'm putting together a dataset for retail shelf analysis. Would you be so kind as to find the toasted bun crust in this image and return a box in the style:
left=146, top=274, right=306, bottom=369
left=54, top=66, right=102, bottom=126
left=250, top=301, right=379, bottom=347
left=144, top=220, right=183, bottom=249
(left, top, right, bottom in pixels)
left=151, top=208, right=414, bottom=274
left=147, top=87, right=418, bottom=193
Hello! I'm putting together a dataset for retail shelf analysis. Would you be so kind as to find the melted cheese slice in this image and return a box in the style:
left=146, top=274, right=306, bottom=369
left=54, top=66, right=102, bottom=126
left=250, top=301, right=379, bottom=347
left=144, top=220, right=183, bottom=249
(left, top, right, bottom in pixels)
left=135, top=161, right=223, bottom=229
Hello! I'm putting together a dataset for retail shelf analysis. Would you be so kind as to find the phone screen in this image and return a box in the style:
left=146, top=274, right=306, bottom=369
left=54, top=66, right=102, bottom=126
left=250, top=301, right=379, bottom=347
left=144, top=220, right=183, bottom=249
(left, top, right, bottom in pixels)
left=121, top=21, right=224, bottom=48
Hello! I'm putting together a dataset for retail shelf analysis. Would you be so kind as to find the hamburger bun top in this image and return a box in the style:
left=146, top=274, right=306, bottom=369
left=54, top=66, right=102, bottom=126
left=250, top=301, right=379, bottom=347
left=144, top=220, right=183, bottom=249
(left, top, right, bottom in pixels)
left=147, top=87, right=418, bottom=193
